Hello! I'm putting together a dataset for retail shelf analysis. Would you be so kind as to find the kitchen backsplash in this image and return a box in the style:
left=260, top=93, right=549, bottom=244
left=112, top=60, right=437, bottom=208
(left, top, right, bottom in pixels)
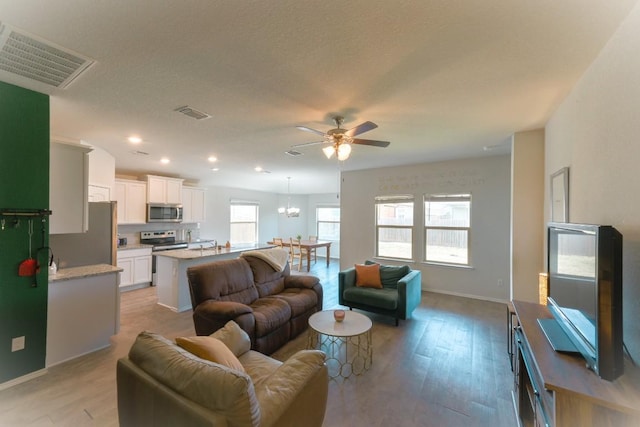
left=118, top=223, right=202, bottom=244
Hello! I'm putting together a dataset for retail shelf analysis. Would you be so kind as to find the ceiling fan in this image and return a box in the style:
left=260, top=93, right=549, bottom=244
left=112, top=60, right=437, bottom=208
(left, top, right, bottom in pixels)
left=292, top=116, right=390, bottom=160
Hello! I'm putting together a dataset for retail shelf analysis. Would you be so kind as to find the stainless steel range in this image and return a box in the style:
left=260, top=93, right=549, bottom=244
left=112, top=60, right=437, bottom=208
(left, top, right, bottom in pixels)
left=141, top=230, right=188, bottom=285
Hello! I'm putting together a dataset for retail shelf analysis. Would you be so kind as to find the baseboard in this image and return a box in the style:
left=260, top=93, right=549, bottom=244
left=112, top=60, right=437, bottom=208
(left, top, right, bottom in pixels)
left=424, top=288, right=509, bottom=305
left=0, top=368, right=48, bottom=391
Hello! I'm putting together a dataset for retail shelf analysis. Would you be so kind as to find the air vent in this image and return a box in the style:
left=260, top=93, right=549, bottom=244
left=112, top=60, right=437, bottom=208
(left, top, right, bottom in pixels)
left=285, top=149, right=304, bottom=156
left=0, top=22, right=94, bottom=89
left=130, top=150, right=149, bottom=156
left=174, top=105, right=212, bottom=120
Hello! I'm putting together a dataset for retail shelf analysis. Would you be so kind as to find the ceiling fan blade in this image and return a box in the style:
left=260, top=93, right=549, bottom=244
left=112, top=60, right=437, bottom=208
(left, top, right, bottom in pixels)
left=352, top=138, right=390, bottom=148
left=295, top=125, right=326, bottom=136
left=291, top=140, right=326, bottom=148
left=345, top=121, right=378, bottom=137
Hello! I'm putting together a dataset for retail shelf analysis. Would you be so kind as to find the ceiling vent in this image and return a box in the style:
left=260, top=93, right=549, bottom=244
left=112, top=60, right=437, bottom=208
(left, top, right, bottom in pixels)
left=174, top=105, right=212, bottom=120
left=285, top=149, right=304, bottom=156
left=0, top=22, right=95, bottom=89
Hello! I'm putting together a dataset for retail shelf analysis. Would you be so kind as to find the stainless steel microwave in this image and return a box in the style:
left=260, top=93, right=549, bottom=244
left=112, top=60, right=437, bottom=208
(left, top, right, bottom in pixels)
left=147, top=203, right=183, bottom=223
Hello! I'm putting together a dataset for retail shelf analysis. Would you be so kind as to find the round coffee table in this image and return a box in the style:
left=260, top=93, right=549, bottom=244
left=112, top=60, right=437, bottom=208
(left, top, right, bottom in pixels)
left=307, top=310, right=373, bottom=381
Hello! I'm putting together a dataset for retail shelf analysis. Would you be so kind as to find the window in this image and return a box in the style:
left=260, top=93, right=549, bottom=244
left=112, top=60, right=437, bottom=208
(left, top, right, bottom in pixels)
left=316, top=206, right=340, bottom=240
left=230, top=202, right=258, bottom=244
left=375, top=196, right=414, bottom=259
left=424, top=194, right=471, bottom=265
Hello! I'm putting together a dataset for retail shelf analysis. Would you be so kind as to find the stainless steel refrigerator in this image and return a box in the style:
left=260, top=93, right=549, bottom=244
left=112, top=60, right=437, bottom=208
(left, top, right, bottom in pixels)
left=49, top=201, right=117, bottom=268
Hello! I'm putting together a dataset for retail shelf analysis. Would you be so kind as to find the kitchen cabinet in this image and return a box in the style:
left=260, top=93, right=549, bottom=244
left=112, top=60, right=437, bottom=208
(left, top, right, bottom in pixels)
left=182, top=186, right=206, bottom=223
left=146, top=175, right=183, bottom=204
left=115, top=179, right=147, bottom=224
left=117, top=247, right=152, bottom=290
left=50, top=141, right=93, bottom=234
left=88, top=184, right=111, bottom=202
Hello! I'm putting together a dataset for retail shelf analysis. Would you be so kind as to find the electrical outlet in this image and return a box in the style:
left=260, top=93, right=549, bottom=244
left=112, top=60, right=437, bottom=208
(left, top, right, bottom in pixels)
left=11, top=336, right=25, bottom=352
left=498, top=279, right=504, bottom=288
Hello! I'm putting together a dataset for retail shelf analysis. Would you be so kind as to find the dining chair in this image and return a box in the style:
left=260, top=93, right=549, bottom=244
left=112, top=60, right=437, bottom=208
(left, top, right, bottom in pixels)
left=289, top=238, right=308, bottom=271
left=308, top=235, right=318, bottom=263
left=273, top=237, right=284, bottom=247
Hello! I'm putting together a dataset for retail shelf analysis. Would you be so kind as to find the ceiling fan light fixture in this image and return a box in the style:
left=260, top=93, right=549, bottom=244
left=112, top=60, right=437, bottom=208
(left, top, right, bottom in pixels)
left=337, top=143, right=351, bottom=161
left=322, top=145, right=335, bottom=159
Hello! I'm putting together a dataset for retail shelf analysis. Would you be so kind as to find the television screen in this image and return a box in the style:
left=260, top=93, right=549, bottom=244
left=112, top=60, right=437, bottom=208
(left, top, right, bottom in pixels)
left=548, top=228, right=597, bottom=349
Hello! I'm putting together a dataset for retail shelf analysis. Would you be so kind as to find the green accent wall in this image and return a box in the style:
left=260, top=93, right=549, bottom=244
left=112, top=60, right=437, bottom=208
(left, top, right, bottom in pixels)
left=0, top=81, right=50, bottom=383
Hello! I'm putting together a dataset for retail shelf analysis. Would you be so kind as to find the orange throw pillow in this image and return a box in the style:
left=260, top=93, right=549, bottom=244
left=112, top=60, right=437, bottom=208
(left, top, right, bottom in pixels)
left=355, top=263, right=382, bottom=288
left=175, top=336, right=245, bottom=372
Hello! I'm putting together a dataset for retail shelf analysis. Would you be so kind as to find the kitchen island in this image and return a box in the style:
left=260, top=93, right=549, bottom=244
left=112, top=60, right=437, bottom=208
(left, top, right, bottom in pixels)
left=154, top=244, right=275, bottom=312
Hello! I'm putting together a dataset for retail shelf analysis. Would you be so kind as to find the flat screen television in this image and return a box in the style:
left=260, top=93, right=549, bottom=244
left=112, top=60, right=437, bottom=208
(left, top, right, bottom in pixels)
left=539, top=222, right=623, bottom=381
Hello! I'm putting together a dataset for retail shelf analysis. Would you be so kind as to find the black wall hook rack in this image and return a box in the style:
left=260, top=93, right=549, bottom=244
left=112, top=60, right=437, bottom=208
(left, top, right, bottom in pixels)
left=0, top=208, right=52, bottom=230
left=0, top=208, right=52, bottom=217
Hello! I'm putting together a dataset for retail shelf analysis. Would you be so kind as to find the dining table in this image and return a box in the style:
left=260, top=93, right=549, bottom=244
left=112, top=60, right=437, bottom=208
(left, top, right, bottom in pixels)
left=267, top=240, right=332, bottom=272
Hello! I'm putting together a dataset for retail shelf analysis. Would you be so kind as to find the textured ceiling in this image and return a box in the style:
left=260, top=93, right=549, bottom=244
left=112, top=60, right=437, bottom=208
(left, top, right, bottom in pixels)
left=0, top=0, right=637, bottom=194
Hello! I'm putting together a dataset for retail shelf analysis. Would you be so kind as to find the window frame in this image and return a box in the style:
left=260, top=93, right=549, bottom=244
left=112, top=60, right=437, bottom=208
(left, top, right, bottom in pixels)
left=374, top=195, right=414, bottom=260
left=229, top=201, right=259, bottom=245
left=316, top=205, right=340, bottom=241
left=423, top=193, right=472, bottom=266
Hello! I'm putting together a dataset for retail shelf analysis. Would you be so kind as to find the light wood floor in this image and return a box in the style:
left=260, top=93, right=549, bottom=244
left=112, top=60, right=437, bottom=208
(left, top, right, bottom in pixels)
left=0, top=258, right=517, bottom=426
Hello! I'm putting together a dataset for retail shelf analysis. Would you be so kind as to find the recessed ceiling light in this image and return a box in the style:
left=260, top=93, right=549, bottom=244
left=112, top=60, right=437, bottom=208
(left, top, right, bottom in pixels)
left=160, top=157, right=170, bottom=164
left=128, top=136, right=142, bottom=144
left=254, top=166, right=263, bottom=172
left=208, top=156, right=217, bottom=162
left=211, top=167, right=219, bottom=172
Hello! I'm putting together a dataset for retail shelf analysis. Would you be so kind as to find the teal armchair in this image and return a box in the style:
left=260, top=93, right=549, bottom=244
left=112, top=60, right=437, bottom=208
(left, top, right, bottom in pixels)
left=338, top=262, right=422, bottom=326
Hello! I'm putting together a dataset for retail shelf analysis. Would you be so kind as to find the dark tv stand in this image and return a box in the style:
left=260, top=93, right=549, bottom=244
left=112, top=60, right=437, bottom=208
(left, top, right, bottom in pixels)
left=512, top=300, right=640, bottom=427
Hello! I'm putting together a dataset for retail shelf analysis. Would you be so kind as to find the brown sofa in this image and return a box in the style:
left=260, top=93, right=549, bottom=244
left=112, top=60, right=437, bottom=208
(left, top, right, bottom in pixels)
left=186, top=252, right=323, bottom=355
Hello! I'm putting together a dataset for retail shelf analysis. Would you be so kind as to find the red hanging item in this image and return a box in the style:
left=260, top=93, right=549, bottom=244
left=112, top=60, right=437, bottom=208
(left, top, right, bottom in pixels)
left=18, top=219, right=37, bottom=277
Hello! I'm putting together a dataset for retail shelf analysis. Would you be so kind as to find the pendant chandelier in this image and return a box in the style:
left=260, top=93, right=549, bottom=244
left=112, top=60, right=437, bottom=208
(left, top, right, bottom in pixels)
left=278, top=177, right=300, bottom=218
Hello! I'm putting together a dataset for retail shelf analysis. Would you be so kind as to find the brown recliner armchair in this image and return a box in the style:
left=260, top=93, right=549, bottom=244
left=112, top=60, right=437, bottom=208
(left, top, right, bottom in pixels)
left=117, top=322, right=329, bottom=427
left=187, top=250, right=323, bottom=355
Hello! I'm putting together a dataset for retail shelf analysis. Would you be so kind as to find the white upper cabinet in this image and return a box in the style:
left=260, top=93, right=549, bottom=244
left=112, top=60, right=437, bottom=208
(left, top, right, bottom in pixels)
left=88, top=185, right=111, bottom=202
left=87, top=146, right=115, bottom=200
left=146, top=175, right=183, bottom=204
left=115, top=179, right=147, bottom=224
left=182, top=186, right=206, bottom=223
left=50, top=141, right=92, bottom=234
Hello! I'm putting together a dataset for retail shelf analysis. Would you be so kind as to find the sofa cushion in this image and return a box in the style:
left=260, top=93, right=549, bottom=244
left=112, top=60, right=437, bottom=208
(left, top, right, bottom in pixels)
left=210, top=320, right=252, bottom=357
left=244, top=255, right=288, bottom=297
left=272, top=288, right=318, bottom=317
left=187, top=258, right=259, bottom=306
left=176, top=336, right=245, bottom=372
left=355, top=263, right=382, bottom=288
left=250, top=297, right=292, bottom=338
left=239, top=350, right=283, bottom=387
left=128, top=331, right=260, bottom=426
left=365, top=260, right=411, bottom=289
left=343, top=286, right=398, bottom=310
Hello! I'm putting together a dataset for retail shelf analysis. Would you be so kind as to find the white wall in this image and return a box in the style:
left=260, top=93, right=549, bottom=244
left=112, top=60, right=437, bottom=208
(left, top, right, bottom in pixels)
left=545, top=2, right=640, bottom=360
left=198, top=186, right=280, bottom=244
left=340, top=155, right=511, bottom=302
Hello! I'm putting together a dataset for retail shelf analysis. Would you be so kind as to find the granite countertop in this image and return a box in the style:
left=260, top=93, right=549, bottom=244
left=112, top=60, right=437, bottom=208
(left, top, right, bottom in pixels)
left=49, top=264, right=123, bottom=283
left=154, top=243, right=276, bottom=260
left=117, top=243, right=153, bottom=251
